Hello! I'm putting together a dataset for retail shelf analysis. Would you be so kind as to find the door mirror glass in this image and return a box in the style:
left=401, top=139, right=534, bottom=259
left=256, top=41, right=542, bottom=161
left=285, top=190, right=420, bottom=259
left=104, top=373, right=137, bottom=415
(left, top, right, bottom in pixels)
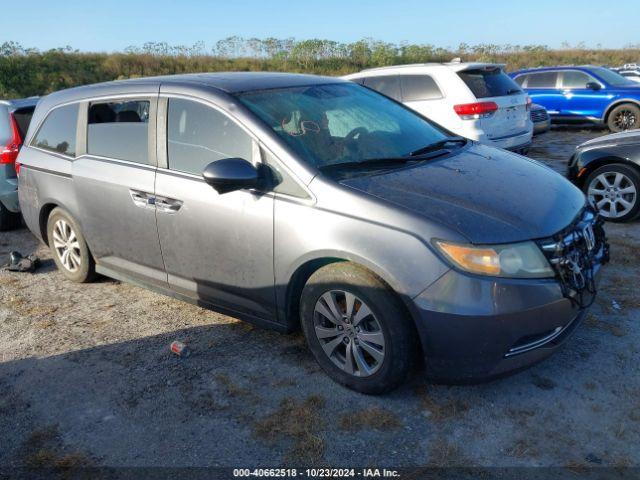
left=202, top=158, right=259, bottom=194
left=586, top=81, right=602, bottom=91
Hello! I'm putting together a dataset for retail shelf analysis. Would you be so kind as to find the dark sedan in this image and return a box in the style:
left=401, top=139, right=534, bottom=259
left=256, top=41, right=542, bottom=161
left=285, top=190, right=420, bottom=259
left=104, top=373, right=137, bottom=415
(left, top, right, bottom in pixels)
left=568, top=129, right=640, bottom=222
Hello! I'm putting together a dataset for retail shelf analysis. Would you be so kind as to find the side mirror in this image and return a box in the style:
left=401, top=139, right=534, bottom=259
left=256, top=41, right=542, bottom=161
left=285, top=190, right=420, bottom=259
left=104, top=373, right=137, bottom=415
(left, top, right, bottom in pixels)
left=202, top=158, right=260, bottom=194
left=586, top=82, right=602, bottom=91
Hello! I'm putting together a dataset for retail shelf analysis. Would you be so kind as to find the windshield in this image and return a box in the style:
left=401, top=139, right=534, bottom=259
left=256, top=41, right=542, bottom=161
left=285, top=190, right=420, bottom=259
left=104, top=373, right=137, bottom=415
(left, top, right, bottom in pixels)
left=591, top=67, right=636, bottom=87
left=236, top=83, right=450, bottom=169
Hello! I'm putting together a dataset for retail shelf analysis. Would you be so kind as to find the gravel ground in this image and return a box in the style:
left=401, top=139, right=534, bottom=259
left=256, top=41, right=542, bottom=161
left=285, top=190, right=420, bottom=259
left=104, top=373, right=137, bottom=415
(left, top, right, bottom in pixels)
left=1, top=126, right=639, bottom=472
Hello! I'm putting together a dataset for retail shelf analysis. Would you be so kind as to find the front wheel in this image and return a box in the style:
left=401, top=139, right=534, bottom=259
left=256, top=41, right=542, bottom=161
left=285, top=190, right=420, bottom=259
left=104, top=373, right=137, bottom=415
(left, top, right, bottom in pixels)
left=300, top=263, right=416, bottom=394
left=607, top=103, right=640, bottom=132
left=585, top=163, right=640, bottom=222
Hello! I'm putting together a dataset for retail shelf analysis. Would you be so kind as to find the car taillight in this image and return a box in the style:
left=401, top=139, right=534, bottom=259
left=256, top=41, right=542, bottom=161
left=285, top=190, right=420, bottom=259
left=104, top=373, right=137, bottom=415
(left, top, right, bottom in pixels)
left=453, top=101, right=498, bottom=120
left=526, top=96, right=532, bottom=111
left=1, top=113, right=22, bottom=169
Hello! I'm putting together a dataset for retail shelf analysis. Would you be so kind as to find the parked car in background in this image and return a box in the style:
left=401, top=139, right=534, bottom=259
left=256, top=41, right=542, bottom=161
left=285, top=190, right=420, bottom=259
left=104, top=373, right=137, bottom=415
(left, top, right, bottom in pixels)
left=531, top=103, right=551, bottom=134
left=568, top=130, right=640, bottom=222
left=18, top=73, right=607, bottom=393
left=617, top=70, right=640, bottom=83
left=344, top=63, right=533, bottom=153
left=511, top=66, right=640, bottom=132
left=0, top=97, right=38, bottom=230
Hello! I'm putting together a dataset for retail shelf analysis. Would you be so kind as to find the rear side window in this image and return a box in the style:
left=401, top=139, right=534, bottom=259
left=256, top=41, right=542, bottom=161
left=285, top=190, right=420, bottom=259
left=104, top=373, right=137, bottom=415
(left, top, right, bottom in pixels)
left=561, top=71, right=592, bottom=89
left=401, top=75, right=443, bottom=101
left=87, top=100, right=150, bottom=164
left=362, top=76, right=401, bottom=101
left=457, top=68, right=522, bottom=98
left=167, top=98, right=253, bottom=176
left=31, top=104, right=78, bottom=157
left=525, top=72, right=558, bottom=88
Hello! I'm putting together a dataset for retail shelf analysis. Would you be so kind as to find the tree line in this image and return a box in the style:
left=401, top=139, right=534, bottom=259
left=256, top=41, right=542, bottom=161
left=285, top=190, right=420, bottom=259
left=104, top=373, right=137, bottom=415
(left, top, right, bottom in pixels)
left=1, top=38, right=639, bottom=98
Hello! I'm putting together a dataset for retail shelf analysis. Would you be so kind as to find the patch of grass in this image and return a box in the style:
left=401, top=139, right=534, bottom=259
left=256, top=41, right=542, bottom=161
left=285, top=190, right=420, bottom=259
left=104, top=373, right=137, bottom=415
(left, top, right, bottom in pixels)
left=584, top=313, right=627, bottom=337
left=338, top=407, right=401, bottom=431
left=416, top=387, right=469, bottom=421
left=21, top=425, right=94, bottom=472
left=215, top=373, right=251, bottom=398
left=531, top=374, right=556, bottom=390
left=608, top=236, right=639, bottom=268
left=253, top=395, right=326, bottom=464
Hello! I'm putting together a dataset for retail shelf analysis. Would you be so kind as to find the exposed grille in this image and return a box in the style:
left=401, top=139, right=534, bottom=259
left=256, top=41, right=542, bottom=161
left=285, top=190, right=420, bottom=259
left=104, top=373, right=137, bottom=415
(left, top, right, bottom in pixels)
left=537, top=208, right=609, bottom=309
left=531, top=108, right=549, bottom=123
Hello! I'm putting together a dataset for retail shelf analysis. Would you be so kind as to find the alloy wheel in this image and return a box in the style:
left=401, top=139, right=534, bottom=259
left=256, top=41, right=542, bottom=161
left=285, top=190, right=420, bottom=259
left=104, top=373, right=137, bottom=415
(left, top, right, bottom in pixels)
left=613, top=109, right=638, bottom=131
left=52, top=219, right=82, bottom=272
left=588, top=171, right=637, bottom=219
left=313, top=290, right=385, bottom=377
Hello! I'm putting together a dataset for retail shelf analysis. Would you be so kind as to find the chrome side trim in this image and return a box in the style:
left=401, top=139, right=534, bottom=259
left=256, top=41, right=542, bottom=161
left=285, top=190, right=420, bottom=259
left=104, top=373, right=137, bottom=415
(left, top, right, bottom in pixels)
left=504, top=325, right=565, bottom=358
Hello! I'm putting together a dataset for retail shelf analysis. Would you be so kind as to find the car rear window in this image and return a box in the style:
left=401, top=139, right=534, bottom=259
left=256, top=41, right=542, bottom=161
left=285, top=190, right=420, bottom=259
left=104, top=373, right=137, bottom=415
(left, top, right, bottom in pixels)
left=12, top=107, right=35, bottom=139
left=457, top=67, right=522, bottom=98
left=400, top=75, right=443, bottom=101
left=31, top=104, right=78, bottom=157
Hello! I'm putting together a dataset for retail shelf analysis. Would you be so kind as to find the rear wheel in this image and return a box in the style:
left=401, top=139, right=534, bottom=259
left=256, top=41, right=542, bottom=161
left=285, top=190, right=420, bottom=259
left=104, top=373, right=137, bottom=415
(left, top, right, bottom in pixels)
left=607, top=103, right=640, bottom=132
left=300, top=263, right=416, bottom=394
left=46, top=208, right=96, bottom=282
left=585, top=163, right=640, bottom=222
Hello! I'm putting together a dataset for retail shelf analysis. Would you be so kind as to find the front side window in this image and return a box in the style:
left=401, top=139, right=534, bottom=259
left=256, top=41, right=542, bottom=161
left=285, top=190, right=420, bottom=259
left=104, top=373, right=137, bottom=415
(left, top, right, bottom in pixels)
left=87, top=100, right=150, bottom=164
left=167, top=98, right=253, bottom=176
left=525, top=72, right=559, bottom=89
left=31, top=104, right=78, bottom=157
left=401, top=75, right=443, bottom=101
left=236, top=83, right=449, bottom=170
left=362, top=76, right=401, bottom=101
left=561, top=71, right=593, bottom=89
left=457, top=68, right=522, bottom=98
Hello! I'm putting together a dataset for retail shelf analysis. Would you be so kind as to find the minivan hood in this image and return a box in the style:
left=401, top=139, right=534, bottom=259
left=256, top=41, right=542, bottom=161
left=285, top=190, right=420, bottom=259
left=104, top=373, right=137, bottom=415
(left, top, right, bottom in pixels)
left=340, top=145, right=586, bottom=244
left=578, top=129, right=640, bottom=149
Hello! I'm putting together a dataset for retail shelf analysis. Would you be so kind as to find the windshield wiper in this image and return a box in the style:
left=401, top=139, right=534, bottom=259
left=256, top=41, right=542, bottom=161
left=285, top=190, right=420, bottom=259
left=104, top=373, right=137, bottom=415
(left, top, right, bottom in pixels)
left=319, top=149, right=451, bottom=173
left=506, top=88, right=523, bottom=95
left=408, top=137, right=468, bottom=157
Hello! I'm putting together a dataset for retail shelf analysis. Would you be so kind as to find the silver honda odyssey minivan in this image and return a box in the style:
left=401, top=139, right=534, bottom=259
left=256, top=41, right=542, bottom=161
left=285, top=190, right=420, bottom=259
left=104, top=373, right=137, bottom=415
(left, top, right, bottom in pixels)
left=17, top=73, right=608, bottom=393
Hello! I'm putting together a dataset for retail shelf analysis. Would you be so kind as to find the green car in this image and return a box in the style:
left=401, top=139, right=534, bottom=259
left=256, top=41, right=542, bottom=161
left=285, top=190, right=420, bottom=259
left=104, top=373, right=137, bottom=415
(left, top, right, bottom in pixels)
left=0, top=97, right=38, bottom=230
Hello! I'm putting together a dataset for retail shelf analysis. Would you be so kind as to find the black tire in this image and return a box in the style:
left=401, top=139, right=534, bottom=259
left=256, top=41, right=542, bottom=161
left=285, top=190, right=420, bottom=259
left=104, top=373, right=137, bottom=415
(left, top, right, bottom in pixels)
left=300, top=262, right=416, bottom=394
left=46, top=207, right=96, bottom=283
left=0, top=202, right=21, bottom=231
left=584, top=163, right=640, bottom=223
left=607, top=103, right=640, bottom=132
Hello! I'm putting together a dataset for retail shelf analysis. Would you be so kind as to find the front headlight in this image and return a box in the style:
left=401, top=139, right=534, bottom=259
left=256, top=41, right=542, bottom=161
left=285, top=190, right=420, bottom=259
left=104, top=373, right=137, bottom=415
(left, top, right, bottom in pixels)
left=433, top=240, right=554, bottom=278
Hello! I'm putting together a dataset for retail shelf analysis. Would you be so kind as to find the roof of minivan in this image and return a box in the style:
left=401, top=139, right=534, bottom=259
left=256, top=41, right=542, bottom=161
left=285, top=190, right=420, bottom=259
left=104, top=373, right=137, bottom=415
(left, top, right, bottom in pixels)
left=44, top=72, right=344, bottom=99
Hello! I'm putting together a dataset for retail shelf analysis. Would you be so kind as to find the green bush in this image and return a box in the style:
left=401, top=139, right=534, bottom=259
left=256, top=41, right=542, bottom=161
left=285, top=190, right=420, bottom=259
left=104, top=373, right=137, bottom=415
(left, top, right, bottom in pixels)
left=1, top=39, right=639, bottom=99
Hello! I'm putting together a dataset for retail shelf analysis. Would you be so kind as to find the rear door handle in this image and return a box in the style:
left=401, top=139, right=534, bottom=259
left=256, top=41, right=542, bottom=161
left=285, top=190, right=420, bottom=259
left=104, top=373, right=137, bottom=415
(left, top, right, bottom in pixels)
left=155, top=196, right=183, bottom=214
left=129, top=189, right=155, bottom=209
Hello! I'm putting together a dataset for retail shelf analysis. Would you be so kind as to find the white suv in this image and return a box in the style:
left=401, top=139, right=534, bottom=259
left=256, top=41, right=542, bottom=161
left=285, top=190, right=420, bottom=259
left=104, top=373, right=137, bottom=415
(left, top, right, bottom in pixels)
left=343, top=62, right=533, bottom=153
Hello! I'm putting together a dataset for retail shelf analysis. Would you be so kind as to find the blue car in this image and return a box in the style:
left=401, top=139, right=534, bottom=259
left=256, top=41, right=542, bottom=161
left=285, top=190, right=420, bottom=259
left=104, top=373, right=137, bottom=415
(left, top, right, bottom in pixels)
left=510, top=65, right=640, bottom=132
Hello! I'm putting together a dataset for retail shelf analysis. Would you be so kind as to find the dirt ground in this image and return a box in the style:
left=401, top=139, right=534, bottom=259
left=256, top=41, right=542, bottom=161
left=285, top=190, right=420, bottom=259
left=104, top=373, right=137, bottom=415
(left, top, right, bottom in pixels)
left=1, top=126, right=639, bottom=472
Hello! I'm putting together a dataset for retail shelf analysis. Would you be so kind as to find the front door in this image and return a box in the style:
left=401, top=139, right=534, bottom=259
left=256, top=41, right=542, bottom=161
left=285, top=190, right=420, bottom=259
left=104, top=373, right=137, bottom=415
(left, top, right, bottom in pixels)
left=73, top=95, right=167, bottom=287
left=154, top=94, right=276, bottom=321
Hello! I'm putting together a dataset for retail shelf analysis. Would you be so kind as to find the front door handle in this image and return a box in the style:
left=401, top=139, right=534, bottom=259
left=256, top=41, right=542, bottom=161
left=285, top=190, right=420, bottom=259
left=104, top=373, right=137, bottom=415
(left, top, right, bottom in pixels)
left=155, top=196, right=183, bottom=214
